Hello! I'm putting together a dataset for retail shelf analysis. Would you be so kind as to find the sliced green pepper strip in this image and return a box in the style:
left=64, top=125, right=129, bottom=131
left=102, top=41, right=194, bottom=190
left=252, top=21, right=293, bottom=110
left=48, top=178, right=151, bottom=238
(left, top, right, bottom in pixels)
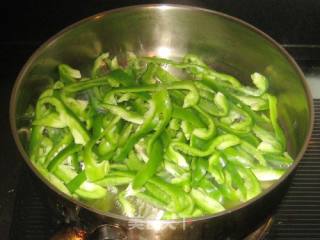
left=126, top=152, right=145, bottom=171
left=253, top=125, right=282, bottom=153
left=172, top=105, right=205, bottom=128
left=199, top=92, right=229, bottom=117
left=223, top=146, right=255, bottom=167
left=191, top=158, right=207, bottom=187
left=54, top=165, right=107, bottom=199
left=219, top=104, right=253, bottom=132
left=177, top=195, right=195, bottom=217
left=237, top=166, right=261, bottom=200
left=170, top=134, right=240, bottom=157
left=63, top=76, right=110, bottom=93
left=29, top=90, right=55, bottom=162
left=135, top=191, right=169, bottom=211
left=224, top=162, right=247, bottom=201
left=38, top=96, right=90, bottom=145
left=83, top=139, right=110, bottom=181
left=192, top=106, right=215, bottom=140
left=263, top=152, right=294, bottom=169
left=240, top=72, right=269, bottom=96
left=145, top=182, right=172, bottom=204
left=118, top=190, right=136, bottom=217
left=132, top=88, right=173, bottom=188
left=103, top=81, right=199, bottom=108
left=47, top=143, right=82, bottom=172
left=65, top=170, right=87, bottom=193
left=251, top=166, right=285, bottom=181
left=92, top=52, right=109, bottom=77
left=198, top=177, right=223, bottom=202
left=240, top=141, right=267, bottom=166
left=102, top=104, right=143, bottom=124
left=208, top=152, right=225, bottom=184
left=132, top=138, right=163, bottom=189
left=44, top=133, right=73, bottom=166
left=147, top=89, right=173, bottom=152
left=32, top=111, right=66, bottom=128
left=155, top=65, right=180, bottom=83
left=141, top=62, right=158, bottom=84
left=166, top=141, right=189, bottom=170
left=29, top=126, right=45, bottom=162
left=190, top=188, right=225, bottom=213
left=200, top=79, right=270, bottom=126
left=234, top=95, right=268, bottom=111
left=113, top=99, right=156, bottom=162
left=58, top=64, right=81, bottom=84
left=118, top=123, right=133, bottom=147
left=214, top=119, right=260, bottom=146
left=148, top=176, right=188, bottom=212
left=141, top=55, right=240, bottom=87
left=268, top=94, right=286, bottom=149
left=95, top=174, right=133, bottom=187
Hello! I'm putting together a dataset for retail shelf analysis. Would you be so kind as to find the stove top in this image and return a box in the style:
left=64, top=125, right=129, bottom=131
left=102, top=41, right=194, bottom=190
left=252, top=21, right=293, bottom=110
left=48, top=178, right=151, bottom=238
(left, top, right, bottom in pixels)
left=1, top=1, right=320, bottom=239
left=2, top=44, right=320, bottom=240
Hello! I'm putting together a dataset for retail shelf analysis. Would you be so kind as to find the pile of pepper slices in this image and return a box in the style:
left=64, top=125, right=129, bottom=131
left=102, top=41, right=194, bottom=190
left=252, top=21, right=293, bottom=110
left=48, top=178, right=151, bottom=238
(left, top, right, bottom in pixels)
left=28, top=53, right=293, bottom=219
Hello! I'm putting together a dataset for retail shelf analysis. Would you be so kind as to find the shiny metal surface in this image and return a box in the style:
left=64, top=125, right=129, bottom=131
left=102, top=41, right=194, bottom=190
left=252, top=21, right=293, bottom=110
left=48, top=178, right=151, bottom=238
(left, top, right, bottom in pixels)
left=10, top=4, right=313, bottom=239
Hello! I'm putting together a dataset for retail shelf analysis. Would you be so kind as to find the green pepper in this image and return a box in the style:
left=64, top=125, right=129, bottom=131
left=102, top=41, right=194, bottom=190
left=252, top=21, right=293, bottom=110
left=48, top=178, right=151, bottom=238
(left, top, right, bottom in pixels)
left=47, top=143, right=82, bottom=172
left=191, top=158, right=207, bottom=187
left=53, top=165, right=107, bottom=200
left=65, top=170, right=87, bottom=193
left=190, top=188, right=225, bottom=214
left=37, top=96, right=90, bottom=145
left=58, top=64, right=81, bottom=84
left=237, top=165, right=261, bottom=200
left=198, top=177, right=223, bottom=202
left=26, top=53, right=294, bottom=220
left=118, top=190, right=136, bottom=217
left=253, top=125, right=282, bottom=153
left=132, top=138, right=163, bottom=189
left=148, top=176, right=189, bottom=213
left=198, top=92, right=229, bottom=117
left=192, top=106, right=215, bottom=140
left=112, top=98, right=156, bottom=162
left=240, top=140, right=266, bottom=166
left=44, top=133, right=73, bottom=166
left=102, top=104, right=143, bottom=124
left=172, top=105, right=205, bottom=128
left=251, top=166, right=285, bottom=181
left=83, top=139, right=110, bottom=181
left=95, top=171, right=134, bottom=187
left=145, top=182, right=171, bottom=205
left=133, top=89, right=172, bottom=189
left=208, top=152, right=225, bottom=184
left=267, top=94, right=286, bottom=149
left=263, top=152, right=294, bottom=169
left=224, top=162, right=247, bottom=201
left=222, top=146, right=255, bottom=167
left=170, top=134, right=240, bottom=157
left=29, top=126, right=45, bottom=162
left=103, top=81, right=199, bottom=109
left=141, top=62, right=158, bottom=84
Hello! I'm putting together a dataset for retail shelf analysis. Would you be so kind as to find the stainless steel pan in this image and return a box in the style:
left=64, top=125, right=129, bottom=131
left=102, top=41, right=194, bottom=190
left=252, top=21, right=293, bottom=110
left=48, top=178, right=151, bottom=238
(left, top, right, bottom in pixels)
left=10, top=4, right=313, bottom=239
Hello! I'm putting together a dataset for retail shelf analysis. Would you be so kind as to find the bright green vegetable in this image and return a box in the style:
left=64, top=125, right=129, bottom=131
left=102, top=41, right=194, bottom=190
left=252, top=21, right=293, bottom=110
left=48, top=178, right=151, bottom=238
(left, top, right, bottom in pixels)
left=26, top=53, right=293, bottom=220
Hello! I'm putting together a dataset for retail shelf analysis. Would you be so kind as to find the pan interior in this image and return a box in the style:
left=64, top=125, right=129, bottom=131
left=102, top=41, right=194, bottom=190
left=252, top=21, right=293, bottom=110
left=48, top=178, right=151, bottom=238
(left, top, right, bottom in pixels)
left=12, top=5, right=311, bottom=220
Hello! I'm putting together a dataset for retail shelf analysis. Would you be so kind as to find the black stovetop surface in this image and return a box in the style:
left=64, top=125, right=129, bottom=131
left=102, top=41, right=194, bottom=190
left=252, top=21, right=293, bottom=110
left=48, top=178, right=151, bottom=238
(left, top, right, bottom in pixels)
left=1, top=1, right=320, bottom=239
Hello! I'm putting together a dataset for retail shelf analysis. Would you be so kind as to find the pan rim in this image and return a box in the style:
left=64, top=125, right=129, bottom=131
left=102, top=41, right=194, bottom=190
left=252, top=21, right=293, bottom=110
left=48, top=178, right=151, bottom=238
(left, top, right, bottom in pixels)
left=9, top=3, right=314, bottom=224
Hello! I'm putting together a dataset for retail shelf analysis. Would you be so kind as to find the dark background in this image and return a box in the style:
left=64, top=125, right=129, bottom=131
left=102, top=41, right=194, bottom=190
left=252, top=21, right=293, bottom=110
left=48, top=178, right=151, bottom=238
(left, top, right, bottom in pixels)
left=2, top=0, right=320, bottom=44
left=0, top=1, right=319, bottom=239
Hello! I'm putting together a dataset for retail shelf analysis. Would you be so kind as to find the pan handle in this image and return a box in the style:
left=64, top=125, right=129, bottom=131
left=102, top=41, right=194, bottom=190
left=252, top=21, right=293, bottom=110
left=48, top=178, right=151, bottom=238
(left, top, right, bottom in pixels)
left=88, top=224, right=127, bottom=240
left=50, top=224, right=127, bottom=240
